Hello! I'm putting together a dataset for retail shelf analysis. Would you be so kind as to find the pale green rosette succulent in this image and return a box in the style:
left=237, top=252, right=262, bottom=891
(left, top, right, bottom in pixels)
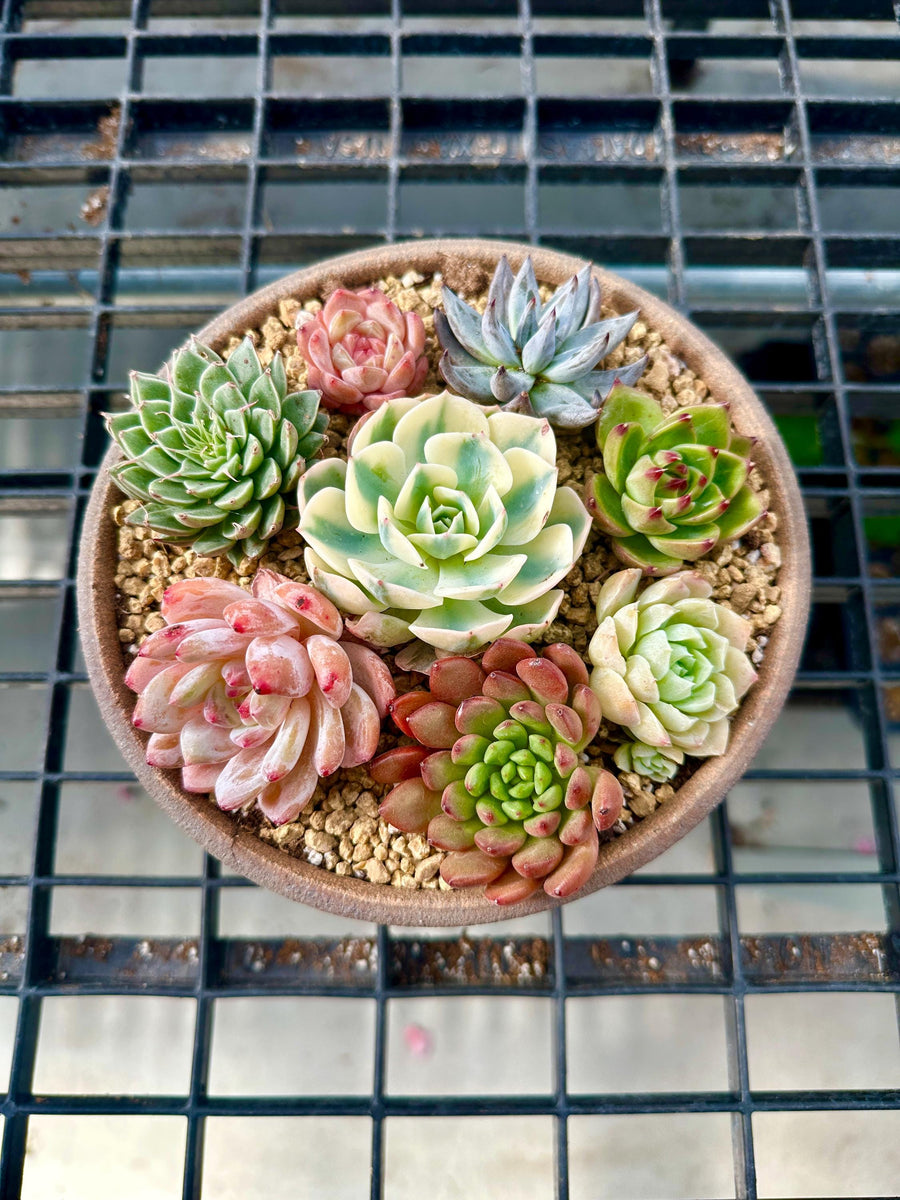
left=588, top=568, right=758, bottom=757
left=106, top=337, right=327, bottom=569
left=297, top=391, right=592, bottom=654
left=613, top=739, right=683, bottom=783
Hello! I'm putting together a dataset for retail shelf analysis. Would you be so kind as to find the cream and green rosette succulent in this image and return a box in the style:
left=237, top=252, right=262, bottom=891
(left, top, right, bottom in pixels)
left=588, top=568, right=758, bottom=758
left=296, top=391, right=591, bottom=654
left=613, top=739, right=683, bottom=783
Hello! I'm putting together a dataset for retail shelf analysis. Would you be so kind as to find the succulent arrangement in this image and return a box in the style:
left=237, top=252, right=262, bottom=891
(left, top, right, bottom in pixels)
left=437, top=255, right=648, bottom=429
left=107, top=252, right=777, bottom=909
left=106, top=337, right=327, bottom=569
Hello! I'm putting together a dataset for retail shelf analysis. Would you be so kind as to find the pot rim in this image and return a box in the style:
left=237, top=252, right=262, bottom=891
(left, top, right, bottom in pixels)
left=76, top=237, right=811, bottom=926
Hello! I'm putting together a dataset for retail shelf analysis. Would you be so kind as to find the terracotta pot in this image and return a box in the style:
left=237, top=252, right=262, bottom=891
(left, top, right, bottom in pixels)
left=77, top=238, right=811, bottom=926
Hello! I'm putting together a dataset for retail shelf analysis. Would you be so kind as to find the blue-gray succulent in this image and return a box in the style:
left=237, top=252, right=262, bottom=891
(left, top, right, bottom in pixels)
left=437, top=255, right=647, bottom=430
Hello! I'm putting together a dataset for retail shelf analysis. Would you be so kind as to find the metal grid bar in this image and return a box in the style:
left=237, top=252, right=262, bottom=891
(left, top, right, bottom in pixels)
left=0, top=1, right=899, bottom=1197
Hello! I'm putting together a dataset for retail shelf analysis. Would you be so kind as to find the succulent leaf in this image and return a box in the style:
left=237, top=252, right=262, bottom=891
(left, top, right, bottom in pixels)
left=527, top=382, right=599, bottom=430
left=433, top=309, right=481, bottom=368
left=566, top=356, right=649, bottom=406
left=436, top=255, right=644, bottom=429
left=439, top=354, right=498, bottom=403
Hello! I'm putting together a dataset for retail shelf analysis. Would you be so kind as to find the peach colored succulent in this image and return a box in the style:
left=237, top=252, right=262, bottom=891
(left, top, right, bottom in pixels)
left=296, top=287, right=429, bottom=414
left=125, top=571, right=394, bottom=825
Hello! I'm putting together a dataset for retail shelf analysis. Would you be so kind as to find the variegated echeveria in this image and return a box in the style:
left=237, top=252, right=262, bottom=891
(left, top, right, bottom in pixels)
left=437, top=255, right=647, bottom=429
left=588, top=569, right=758, bottom=758
left=588, top=387, right=764, bottom=575
left=297, top=391, right=591, bottom=655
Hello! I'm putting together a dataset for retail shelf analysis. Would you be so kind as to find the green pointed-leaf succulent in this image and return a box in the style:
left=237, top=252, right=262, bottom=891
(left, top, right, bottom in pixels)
left=106, top=337, right=327, bottom=568
left=588, top=568, right=759, bottom=758
left=588, top=386, right=765, bottom=575
left=436, top=255, right=648, bottom=429
left=297, top=391, right=592, bottom=654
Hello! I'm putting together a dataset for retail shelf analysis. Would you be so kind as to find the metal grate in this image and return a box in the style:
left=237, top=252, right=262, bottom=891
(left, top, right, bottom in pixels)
left=1, top=0, right=899, bottom=1196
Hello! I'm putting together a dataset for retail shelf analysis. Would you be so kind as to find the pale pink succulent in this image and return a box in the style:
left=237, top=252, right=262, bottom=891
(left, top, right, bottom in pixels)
left=125, top=571, right=395, bottom=825
left=296, top=287, right=429, bottom=414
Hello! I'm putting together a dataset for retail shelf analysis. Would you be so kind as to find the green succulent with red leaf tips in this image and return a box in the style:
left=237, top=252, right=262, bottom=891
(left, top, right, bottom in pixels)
left=587, top=386, right=765, bottom=576
left=370, top=638, right=624, bottom=906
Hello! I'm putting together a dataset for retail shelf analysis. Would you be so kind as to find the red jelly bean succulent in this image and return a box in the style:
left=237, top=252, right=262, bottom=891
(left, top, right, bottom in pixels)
left=373, top=639, right=624, bottom=905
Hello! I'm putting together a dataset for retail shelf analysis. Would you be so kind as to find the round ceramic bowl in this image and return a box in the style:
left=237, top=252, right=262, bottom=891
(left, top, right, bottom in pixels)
left=77, top=238, right=811, bottom=925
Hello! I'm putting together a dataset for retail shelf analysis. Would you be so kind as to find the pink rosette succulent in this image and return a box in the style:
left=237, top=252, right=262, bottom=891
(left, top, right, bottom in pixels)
left=296, top=286, right=429, bottom=414
left=125, top=571, right=394, bottom=825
